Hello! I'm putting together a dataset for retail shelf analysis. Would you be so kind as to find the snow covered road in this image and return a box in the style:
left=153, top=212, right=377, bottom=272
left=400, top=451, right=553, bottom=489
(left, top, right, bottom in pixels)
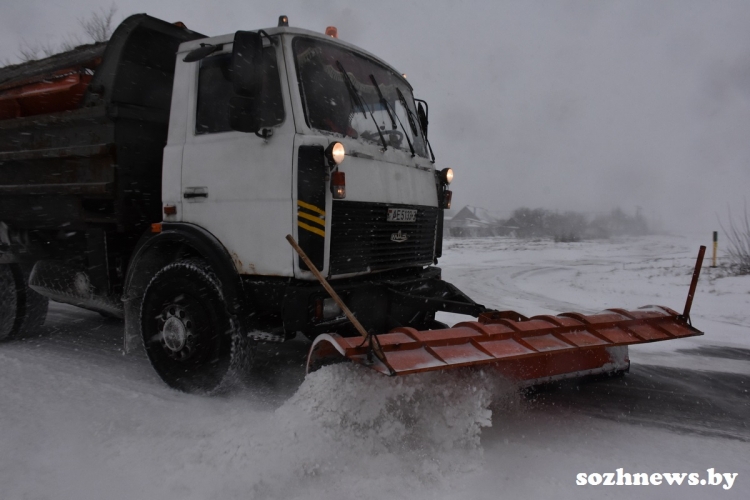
left=1, top=235, right=748, bottom=499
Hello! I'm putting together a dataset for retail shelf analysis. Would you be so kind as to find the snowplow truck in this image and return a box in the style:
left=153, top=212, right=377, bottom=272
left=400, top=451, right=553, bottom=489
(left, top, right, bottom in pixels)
left=0, top=14, right=703, bottom=392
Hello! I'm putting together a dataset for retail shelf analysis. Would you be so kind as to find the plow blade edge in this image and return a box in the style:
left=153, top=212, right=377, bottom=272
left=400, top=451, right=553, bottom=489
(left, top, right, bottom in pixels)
left=307, top=306, right=703, bottom=383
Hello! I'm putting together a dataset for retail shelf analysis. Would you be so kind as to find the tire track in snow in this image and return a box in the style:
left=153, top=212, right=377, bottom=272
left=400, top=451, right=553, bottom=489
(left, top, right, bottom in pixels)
left=443, top=263, right=598, bottom=315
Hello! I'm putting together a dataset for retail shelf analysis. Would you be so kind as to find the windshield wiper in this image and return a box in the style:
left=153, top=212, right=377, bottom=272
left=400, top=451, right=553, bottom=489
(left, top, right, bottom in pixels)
left=369, top=74, right=415, bottom=157
left=397, top=88, right=435, bottom=163
left=368, top=74, right=397, bottom=130
left=396, top=88, right=419, bottom=137
left=336, top=61, right=388, bottom=151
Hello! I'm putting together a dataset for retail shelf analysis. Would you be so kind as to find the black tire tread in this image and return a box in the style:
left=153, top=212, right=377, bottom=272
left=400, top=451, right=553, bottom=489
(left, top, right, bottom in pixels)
left=0, top=264, right=49, bottom=341
left=140, top=259, right=252, bottom=393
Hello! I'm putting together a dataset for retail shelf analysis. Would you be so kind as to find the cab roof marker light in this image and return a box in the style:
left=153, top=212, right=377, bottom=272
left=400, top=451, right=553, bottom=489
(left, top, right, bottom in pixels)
left=325, top=26, right=338, bottom=38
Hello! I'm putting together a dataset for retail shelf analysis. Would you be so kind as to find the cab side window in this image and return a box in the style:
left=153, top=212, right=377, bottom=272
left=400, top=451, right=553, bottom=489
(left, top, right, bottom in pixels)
left=195, top=48, right=285, bottom=135
left=196, top=54, right=232, bottom=134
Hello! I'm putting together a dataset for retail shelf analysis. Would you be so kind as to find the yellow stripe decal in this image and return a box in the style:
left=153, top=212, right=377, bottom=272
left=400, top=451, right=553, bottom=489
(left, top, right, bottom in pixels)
left=297, top=200, right=325, bottom=216
left=298, top=211, right=325, bottom=227
left=298, top=221, right=326, bottom=237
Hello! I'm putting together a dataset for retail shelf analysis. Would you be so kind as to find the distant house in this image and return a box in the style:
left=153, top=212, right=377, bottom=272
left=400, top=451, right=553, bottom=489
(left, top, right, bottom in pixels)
left=445, top=206, right=512, bottom=237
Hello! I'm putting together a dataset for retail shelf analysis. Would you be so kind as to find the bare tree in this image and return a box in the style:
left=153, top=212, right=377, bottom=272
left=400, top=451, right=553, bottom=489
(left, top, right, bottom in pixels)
left=17, top=42, right=40, bottom=63
left=60, top=33, right=86, bottom=53
left=719, top=200, right=750, bottom=275
left=79, top=4, right=118, bottom=43
left=12, top=4, right=118, bottom=63
left=17, top=39, right=58, bottom=63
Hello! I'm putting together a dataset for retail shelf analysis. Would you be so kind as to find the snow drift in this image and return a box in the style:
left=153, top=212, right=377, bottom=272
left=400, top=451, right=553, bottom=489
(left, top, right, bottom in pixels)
left=181, top=363, right=518, bottom=499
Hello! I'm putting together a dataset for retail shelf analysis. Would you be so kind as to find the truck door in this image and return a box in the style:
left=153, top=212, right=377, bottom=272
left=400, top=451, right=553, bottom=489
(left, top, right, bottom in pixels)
left=180, top=42, right=295, bottom=276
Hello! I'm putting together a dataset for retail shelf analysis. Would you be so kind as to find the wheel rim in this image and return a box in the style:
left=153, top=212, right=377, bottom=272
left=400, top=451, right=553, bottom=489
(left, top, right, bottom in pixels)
left=158, top=304, right=195, bottom=359
left=151, top=292, right=216, bottom=366
left=141, top=262, right=236, bottom=393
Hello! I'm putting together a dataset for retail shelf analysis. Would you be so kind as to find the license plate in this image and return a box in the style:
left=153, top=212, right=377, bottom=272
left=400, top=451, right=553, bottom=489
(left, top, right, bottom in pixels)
left=387, top=208, right=417, bottom=222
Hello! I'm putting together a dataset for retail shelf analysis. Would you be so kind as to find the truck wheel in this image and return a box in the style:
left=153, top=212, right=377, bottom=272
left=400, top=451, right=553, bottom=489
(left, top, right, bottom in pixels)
left=0, top=264, right=49, bottom=340
left=140, top=259, right=249, bottom=393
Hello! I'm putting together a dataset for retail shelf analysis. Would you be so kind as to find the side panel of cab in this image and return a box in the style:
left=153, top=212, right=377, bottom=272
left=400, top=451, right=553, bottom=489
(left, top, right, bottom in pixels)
left=166, top=36, right=296, bottom=277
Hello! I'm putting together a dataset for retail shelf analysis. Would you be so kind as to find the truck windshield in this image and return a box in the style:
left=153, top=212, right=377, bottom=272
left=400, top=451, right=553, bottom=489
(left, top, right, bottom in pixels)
left=293, top=37, right=428, bottom=158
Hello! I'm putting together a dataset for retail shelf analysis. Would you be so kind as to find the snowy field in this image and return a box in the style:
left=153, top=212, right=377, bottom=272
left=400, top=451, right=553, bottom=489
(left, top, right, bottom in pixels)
left=1, top=234, right=748, bottom=499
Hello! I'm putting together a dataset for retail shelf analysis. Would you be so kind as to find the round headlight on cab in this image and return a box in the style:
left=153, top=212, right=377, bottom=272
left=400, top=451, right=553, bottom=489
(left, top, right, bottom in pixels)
left=440, top=168, right=454, bottom=184
left=325, top=142, right=346, bottom=165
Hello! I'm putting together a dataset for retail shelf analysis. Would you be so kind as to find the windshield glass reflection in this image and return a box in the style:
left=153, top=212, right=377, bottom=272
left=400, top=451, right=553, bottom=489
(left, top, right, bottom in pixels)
left=293, top=37, right=428, bottom=158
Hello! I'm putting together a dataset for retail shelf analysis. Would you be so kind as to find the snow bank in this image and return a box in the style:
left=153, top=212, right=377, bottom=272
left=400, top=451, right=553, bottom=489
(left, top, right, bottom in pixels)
left=185, top=364, right=518, bottom=500
left=283, top=364, right=507, bottom=456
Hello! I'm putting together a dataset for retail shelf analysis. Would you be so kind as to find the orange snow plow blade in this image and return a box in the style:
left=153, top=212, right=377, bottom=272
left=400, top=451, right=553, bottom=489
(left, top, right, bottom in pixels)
left=307, top=306, right=702, bottom=382
left=288, top=235, right=705, bottom=384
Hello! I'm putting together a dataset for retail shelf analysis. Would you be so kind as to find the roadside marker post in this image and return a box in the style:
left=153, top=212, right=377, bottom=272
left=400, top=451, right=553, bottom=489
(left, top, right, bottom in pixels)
left=712, top=231, right=717, bottom=268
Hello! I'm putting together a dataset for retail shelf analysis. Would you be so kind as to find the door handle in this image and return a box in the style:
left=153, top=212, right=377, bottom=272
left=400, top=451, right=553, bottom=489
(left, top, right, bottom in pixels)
left=183, top=187, right=208, bottom=199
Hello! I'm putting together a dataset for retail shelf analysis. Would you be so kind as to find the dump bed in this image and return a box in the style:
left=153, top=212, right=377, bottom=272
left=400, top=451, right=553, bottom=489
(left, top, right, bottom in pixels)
left=0, top=15, right=203, bottom=235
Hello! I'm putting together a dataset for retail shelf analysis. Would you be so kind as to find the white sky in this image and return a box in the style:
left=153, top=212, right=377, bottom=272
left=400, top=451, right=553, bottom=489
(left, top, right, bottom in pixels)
left=2, top=0, right=749, bottom=234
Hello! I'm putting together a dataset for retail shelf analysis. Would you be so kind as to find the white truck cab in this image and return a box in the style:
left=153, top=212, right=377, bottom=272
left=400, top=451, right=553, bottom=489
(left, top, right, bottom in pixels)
left=165, top=26, right=442, bottom=281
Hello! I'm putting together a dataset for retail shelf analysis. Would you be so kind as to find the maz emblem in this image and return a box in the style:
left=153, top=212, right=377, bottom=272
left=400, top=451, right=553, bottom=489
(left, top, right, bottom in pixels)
left=390, top=230, right=408, bottom=243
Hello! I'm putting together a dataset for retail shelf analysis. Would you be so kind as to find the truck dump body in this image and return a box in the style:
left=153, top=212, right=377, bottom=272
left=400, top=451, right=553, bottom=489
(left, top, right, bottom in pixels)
left=0, top=16, right=203, bottom=231
left=0, top=16, right=203, bottom=307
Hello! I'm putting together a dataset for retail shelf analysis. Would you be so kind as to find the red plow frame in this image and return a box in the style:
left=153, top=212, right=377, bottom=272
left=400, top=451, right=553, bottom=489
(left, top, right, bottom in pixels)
left=307, top=305, right=701, bottom=383
left=290, top=235, right=706, bottom=384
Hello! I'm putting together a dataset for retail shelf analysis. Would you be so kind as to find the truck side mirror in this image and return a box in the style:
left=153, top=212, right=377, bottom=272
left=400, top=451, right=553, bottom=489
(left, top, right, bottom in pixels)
left=231, top=31, right=263, bottom=96
left=229, top=96, right=261, bottom=133
left=229, top=31, right=263, bottom=133
left=417, top=102, right=429, bottom=138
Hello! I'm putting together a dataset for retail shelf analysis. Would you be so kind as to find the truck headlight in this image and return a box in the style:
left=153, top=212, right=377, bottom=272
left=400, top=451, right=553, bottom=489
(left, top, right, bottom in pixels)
left=326, top=142, right=346, bottom=165
left=440, top=168, right=453, bottom=184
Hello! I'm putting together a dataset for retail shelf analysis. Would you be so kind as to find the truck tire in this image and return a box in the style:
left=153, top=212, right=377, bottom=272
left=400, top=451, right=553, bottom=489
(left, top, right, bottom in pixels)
left=140, top=259, right=251, bottom=393
left=0, top=264, right=49, bottom=340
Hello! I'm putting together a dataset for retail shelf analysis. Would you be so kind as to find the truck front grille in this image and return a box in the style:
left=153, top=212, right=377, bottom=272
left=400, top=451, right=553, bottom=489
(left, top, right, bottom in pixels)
left=329, top=201, right=438, bottom=275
